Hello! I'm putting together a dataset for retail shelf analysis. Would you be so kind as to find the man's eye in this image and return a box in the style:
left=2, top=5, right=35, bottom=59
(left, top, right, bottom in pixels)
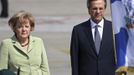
left=99, top=8, right=103, bottom=10
left=25, top=25, right=30, bottom=28
left=93, top=8, right=97, bottom=10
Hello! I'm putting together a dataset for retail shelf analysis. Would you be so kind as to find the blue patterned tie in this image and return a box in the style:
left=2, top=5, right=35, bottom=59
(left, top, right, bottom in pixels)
left=94, top=25, right=101, bottom=54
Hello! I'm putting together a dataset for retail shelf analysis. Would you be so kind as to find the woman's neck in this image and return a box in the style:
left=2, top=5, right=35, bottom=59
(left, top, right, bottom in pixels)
left=16, top=35, right=29, bottom=47
left=20, top=38, right=29, bottom=47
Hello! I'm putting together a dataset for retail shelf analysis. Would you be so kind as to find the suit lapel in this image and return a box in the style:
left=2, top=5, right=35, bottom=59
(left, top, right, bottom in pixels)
left=99, top=20, right=112, bottom=56
left=27, top=36, right=34, bottom=53
left=11, top=35, right=24, bottom=52
left=11, top=35, right=34, bottom=54
left=83, top=20, right=97, bottom=56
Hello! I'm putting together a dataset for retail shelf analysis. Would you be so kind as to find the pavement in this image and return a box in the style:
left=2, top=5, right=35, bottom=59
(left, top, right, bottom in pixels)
left=0, top=0, right=111, bottom=75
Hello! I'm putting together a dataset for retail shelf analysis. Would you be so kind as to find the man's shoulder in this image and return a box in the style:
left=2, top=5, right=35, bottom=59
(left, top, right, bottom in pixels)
left=104, top=19, right=112, bottom=24
left=74, top=20, right=90, bottom=28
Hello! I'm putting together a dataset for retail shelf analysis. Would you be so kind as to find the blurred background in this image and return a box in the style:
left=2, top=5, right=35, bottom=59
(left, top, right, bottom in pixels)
left=0, top=0, right=111, bottom=75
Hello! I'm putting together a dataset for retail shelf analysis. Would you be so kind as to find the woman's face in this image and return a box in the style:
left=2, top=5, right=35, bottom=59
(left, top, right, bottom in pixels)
left=15, top=19, right=31, bottom=40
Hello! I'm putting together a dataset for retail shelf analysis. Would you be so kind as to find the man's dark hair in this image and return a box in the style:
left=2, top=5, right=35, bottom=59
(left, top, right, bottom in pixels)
left=87, top=0, right=107, bottom=9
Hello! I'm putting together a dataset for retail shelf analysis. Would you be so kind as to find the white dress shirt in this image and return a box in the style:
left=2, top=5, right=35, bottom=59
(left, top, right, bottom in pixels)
left=90, top=19, right=104, bottom=41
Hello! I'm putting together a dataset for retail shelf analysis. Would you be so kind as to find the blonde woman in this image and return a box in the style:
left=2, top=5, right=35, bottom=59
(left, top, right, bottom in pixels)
left=0, top=10, right=50, bottom=75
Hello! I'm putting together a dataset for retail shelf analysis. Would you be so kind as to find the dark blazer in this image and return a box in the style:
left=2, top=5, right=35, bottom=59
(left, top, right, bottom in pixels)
left=0, top=69, right=15, bottom=75
left=70, top=19, right=115, bottom=75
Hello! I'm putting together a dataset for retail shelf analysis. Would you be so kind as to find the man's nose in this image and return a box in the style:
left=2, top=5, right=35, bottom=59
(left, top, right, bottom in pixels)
left=96, top=9, right=100, bottom=13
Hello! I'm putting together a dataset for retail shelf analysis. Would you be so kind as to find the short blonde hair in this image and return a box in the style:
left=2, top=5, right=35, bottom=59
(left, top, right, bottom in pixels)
left=8, top=10, right=35, bottom=31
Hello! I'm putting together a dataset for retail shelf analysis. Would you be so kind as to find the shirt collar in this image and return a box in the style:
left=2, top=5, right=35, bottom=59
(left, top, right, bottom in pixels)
left=11, top=35, right=34, bottom=44
left=90, top=19, right=104, bottom=28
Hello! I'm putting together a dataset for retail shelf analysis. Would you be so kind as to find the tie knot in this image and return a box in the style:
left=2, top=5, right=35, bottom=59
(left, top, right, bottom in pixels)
left=95, top=25, right=100, bottom=28
left=95, top=25, right=99, bottom=36
left=95, top=25, right=99, bottom=32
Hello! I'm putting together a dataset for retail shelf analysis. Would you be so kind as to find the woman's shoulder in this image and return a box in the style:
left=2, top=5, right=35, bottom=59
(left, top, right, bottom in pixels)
left=1, top=38, right=12, bottom=43
left=0, top=38, right=12, bottom=47
left=30, top=36, right=43, bottom=42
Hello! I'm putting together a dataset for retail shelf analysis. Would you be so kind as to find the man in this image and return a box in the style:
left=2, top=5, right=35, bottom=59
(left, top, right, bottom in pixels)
left=70, top=0, right=116, bottom=75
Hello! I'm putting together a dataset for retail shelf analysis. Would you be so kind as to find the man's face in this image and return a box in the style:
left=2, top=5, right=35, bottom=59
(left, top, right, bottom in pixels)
left=88, top=0, right=106, bottom=23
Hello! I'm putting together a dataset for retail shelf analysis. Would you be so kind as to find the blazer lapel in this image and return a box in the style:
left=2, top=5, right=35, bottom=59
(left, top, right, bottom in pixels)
left=11, top=35, right=24, bottom=52
left=99, top=20, right=112, bottom=56
left=83, top=20, right=97, bottom=56
left=11, top=35, right=34, bottom=54
left=27, top=36, right=34, bottom=53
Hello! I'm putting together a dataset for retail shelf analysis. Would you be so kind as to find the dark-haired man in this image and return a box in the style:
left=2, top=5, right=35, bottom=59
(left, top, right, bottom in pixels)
left=70, top=0, right=115, bottom=75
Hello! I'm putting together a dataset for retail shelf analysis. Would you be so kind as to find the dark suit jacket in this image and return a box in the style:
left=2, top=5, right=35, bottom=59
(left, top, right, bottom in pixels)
left=70, top=19, right=115, bottom=75
left=0, top=69, right=15, bottom=75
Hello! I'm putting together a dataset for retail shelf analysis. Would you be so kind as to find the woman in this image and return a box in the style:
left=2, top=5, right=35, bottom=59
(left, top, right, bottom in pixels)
left=0, top=10, right=50, bottom=75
